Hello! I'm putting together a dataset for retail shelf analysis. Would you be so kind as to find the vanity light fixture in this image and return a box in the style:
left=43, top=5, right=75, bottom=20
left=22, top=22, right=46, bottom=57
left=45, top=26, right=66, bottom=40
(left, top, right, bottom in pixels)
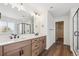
left=50, top=6, right=53, bottom=9
left=34, top=10, right=40, bottom=16
left=34, top=11, right=38, bottom=15
left=17, top=3, right=24, bottom=11
left=49, top=6, right=53, bottom=10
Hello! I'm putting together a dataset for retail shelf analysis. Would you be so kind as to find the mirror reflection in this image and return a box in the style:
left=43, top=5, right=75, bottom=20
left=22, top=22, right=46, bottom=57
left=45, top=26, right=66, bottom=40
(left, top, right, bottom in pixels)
left=18, top=23, right=33, bottom=34
left=0, top=4, right=34, bottom=35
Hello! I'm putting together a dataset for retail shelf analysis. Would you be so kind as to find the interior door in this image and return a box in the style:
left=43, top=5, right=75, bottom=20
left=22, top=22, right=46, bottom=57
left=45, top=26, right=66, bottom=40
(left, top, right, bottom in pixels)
left=55, top=21, right=64, bottom=43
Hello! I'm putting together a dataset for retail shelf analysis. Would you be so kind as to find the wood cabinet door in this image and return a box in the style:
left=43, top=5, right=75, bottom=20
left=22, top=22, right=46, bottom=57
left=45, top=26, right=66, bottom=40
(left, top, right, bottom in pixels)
left=4, top=49, right=20, bottom=56
left=21, top=45, right=32, bottom=56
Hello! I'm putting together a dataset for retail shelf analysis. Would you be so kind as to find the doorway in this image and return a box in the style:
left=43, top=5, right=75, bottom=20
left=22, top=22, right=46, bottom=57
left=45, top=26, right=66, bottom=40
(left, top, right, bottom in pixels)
left=55, top=21, right=64, bottom=44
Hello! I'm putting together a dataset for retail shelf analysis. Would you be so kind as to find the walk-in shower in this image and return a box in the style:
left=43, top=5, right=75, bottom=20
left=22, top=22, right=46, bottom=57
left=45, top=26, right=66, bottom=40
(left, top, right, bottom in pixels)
left=73, top=8, right=79, bottom=53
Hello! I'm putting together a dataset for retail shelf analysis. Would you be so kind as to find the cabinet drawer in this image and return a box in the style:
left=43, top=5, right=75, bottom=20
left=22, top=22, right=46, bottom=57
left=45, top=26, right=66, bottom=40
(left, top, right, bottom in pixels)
left=32, top=49, right=39, bottom=56
left=0, top=46, right=2, bottom=55
left=4, top=49, right=20, bottom=56
left=4, top=40, right=31, bottom=53
left=32, top=38, right=39, bottom=43
left=32, top=43, right=39, bottom=50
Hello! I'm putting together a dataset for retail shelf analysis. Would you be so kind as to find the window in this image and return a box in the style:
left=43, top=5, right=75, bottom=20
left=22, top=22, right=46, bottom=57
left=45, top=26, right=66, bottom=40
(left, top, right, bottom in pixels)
left=8, top=22, right=15, bottom=33
left=0, top=20, right=15, bottom=34
left=0, top=21, right=7, bottom=33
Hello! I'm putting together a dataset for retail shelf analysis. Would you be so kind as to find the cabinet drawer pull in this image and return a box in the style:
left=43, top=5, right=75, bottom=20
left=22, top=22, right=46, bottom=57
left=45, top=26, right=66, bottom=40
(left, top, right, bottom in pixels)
left=19, top=51, right=21, bottom=56
left=20, top=50, right=24, bottom=55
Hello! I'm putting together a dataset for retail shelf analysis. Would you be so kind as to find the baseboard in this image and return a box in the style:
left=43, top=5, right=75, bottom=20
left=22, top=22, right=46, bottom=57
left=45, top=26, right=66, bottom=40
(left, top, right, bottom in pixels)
left=46, top=42, right=55, bottom=50
left=64, top=44, right=76, bottom=56
left=71, top=48, right=77, bottom=56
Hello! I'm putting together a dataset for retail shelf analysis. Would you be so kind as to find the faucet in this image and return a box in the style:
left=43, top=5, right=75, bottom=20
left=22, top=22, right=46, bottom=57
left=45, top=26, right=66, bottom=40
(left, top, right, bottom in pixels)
left=10, top=34, right=19, bottom=39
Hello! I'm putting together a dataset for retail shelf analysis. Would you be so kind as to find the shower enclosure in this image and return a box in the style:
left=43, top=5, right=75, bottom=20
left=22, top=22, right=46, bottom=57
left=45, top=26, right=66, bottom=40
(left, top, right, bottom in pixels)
left=73, top=8, right=79, bottom=52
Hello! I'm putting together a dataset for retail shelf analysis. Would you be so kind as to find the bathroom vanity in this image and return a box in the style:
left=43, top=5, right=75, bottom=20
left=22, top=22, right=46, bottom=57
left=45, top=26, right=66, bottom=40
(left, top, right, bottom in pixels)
left=0, top=4, right=46, bottom=56
left=0, top=35, right=46, bottom=56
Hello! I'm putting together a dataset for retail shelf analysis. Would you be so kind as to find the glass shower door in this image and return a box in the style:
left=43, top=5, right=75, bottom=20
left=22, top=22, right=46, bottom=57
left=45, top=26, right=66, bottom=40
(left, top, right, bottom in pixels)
left=73, top=9, right=79, bottom=52
left=78, top=10, right=79, bottom=50
left=73, top=12, right=78, bottom=52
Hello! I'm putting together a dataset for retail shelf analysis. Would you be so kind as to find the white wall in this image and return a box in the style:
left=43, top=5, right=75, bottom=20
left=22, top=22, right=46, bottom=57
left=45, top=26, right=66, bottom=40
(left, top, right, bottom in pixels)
left=45, top=11, right=71, bottom=49
left=46, top=11, right=55, bottom=49
left=33, top=10, right=48, bottom=35
left=33, top=10, right=49, bottom=49
left=54, top=15, right=70, bottom=45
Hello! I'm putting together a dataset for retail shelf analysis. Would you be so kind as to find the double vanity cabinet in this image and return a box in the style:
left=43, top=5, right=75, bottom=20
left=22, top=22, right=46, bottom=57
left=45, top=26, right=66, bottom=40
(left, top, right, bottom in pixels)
left=0, top=36, right=46, bottom=56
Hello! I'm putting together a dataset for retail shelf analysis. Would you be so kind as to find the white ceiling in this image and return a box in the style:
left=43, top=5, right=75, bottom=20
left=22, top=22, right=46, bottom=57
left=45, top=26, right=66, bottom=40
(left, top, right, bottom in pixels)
left=23, top=3, right=79, bottom=17
left=1, top=3, right=79, bottom=19
left=14, top=3, right=79, bottom=17
left=48, top=3, right=79, bottom=17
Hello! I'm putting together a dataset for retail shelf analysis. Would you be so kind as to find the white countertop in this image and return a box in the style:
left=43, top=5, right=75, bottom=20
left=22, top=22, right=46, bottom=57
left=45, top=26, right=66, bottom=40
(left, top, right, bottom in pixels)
left=0, top=34, right=46, bottom=46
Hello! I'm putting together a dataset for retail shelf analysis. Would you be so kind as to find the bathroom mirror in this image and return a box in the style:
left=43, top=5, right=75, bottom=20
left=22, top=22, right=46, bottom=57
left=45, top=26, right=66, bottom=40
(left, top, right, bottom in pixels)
left=0, top=4, right=34, bottom=35
left=17, top=18, right=34, bottom=34
left=17, top=15, right=34, bottom=34
left=0, top=17, right=34, bottom=35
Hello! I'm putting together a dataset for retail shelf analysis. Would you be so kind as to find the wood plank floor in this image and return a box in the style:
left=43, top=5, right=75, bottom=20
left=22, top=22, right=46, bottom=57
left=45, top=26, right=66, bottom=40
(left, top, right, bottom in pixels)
left=40, top=42, right=73, bottom=56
